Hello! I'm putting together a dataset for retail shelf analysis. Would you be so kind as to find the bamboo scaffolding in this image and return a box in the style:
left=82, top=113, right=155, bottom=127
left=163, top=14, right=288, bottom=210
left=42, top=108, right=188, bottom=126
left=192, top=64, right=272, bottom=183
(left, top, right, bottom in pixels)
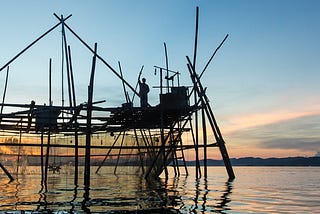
left=0, top=8, right=235, bottom=189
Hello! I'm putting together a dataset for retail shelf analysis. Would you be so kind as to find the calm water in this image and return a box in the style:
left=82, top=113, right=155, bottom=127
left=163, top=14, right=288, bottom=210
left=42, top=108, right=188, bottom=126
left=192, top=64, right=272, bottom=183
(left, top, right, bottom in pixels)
left=0, top=166, right=319, bottom=213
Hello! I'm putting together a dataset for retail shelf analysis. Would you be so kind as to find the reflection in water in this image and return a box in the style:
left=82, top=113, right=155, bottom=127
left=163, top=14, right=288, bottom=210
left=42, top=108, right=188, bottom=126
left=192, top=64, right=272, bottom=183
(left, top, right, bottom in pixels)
left=158, top=173, right=233, bottom=213
left=3, top=166, right=320, bottom=212
left=0, top=166, right=233, bottom=213
left=214, top=179, right=233, bottom=213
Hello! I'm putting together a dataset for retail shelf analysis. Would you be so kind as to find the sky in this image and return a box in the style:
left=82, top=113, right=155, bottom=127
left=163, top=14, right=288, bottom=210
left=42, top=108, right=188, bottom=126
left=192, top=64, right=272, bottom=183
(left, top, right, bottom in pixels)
left=0, top=0, right=319, bottom=159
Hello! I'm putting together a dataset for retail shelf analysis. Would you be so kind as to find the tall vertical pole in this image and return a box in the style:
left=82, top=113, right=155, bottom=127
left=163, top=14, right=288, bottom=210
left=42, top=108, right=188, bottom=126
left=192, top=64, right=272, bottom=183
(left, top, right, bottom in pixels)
left=84, top=43, right=97, bottom=200
left=193, top=7, right=199, bottom=69
left=44, top=58, right=53, bottom=191
left=16, top=121, right=22, bottom=176
left=202, top=107, right=208, bottom=178
left=160, top=68, right=163, bottom=95
left=40, top=131, right=44, bottom=188
left=61, top=15, right=73, bottom=111
left=159, top=64, right=168, bottom=178
left=164, top=42, right=169, bottom=93
left=193, top=6, right=201, bottom=178
left=44, top=128, right=51, bottom=192
left=49, top=58, right=52, bottom=105
left=68, top=45, right=79, bottom=186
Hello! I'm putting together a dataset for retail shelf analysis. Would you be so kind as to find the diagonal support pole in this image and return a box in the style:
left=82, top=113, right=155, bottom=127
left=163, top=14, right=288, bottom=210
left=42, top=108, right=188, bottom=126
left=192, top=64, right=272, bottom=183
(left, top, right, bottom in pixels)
left=186, top=56, right=235, bottom=179
left=53, top=16, right=139, bottom=98
left=0, top=162, right=14, bottom=182
left=0, top=14, right=72, bottom=73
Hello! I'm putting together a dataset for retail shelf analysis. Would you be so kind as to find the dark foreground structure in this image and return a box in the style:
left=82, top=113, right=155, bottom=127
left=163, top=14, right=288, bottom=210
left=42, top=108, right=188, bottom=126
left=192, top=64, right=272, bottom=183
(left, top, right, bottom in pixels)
left=0, top=8, right=234, bottom=198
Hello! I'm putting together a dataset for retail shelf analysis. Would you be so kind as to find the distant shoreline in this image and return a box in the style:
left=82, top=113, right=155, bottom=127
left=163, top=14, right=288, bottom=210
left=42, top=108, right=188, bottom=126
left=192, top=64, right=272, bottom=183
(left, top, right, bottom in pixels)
left=184, top=157, right=320, bottom=167
left=2, top=155, right=320, bottom=166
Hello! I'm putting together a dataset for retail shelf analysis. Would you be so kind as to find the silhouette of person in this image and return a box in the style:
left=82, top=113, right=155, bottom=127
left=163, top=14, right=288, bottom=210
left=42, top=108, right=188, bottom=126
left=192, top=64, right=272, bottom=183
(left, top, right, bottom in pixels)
left=139, top=77, right=149, bottom=107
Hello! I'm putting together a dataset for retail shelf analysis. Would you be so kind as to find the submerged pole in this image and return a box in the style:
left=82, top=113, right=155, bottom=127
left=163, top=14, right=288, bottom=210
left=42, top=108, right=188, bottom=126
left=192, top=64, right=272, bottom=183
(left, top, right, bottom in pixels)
left=40, top=131, right=44, bottom=188
left=44, top=129, right=51, bottom=191
left=202, top=107, right=208, bottom=178
left=84, top=43, right=97, bottom=199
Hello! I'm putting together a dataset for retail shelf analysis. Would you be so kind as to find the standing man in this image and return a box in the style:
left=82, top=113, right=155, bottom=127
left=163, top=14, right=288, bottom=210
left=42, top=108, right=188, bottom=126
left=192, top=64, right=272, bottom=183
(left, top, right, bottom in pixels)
left=139, top=77, right=149, bottom=108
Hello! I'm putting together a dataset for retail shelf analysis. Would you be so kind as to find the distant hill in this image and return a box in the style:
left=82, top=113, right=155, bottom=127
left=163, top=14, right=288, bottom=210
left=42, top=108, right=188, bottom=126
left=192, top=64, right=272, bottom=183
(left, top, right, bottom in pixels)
left=2, top=154, right=320, bottom=166
left=183, top=157, right=320, bottom=166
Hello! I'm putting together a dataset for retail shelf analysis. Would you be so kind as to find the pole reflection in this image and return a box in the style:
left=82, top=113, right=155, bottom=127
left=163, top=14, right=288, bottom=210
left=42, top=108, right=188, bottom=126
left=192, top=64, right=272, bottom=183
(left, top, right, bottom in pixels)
left=158, top=175, right=234, bottom=213
left=214, top=178, right=234, bottom=213
left=1, top=166, right=234, bottom=213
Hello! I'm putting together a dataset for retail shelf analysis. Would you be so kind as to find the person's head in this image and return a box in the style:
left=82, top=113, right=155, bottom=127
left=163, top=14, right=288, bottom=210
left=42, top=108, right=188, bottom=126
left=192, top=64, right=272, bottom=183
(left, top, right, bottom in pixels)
left=142, top=78, right=146, bottom=83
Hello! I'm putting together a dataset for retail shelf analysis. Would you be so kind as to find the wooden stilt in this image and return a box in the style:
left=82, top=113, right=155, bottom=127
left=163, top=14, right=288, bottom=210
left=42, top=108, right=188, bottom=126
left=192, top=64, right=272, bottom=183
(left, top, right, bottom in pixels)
left=44, top=129, right=51, bottom=192
left=40, top=130, right=45, bottom=191
left=84, top=43, right=97, bottom=200
left=202, top=107, right=208, bottom=178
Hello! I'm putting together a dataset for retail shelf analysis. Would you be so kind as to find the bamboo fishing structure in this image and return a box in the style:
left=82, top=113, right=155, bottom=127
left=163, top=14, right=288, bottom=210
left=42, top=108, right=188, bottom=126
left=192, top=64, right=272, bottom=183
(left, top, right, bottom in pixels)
left=0, top=7, right=235, bottom=197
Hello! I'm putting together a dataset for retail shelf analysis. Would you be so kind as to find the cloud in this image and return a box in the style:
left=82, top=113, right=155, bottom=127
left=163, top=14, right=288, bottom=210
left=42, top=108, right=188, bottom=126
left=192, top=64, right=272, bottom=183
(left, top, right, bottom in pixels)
left=224, top=108, right=320, bottom=134
left=228, top=114, right=320, bottom=152
left=260, top=138, right=320, bottom=151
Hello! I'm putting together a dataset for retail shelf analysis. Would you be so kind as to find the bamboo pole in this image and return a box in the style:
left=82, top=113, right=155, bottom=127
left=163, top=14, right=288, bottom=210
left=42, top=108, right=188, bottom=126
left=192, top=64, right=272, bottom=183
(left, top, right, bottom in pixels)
left=0, top=162, right=14, bottom=182
left=131, top=65, right=144, bottom=103
left=84, top=43, right=97, bottom=199
left=61, top=15, right=73, bottom=111
left=49, top=59, right=52, bottom=106
left=0, top=67, right=10, bottom=116
left=164, top=42, right=169, bottom=93
left=134, top=129, right=145, bottom=175
left=202, top=107, right=208, bottom=178
left=114, top=132, right=125, bottom=174
left=68, top=45, right=79, bottom=185
left=95, top=132, right=122, bottom=174
left=52, top=15, right=139, bottom=98
left=186, top=56, right=235, bottom=179
left=0, top=15, right=71, bottom=73
left=192, top=6, right=201, bottom=179
left=44, top=128, right=51, bottom=192
left=200, top=34, right=229, bottom=79
left=40, top=131, right=44, bottom=189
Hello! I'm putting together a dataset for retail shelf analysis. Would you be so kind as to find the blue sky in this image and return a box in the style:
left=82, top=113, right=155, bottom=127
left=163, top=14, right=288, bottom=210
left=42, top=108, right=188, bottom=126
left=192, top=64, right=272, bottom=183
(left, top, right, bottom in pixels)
left=0, top=0, right=319, bottom=158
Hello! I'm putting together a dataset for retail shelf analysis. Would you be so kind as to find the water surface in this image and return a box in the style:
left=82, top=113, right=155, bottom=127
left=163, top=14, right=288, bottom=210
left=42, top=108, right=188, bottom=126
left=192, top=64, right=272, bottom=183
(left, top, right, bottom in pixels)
left=0, top=166, right=319, bottom=213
